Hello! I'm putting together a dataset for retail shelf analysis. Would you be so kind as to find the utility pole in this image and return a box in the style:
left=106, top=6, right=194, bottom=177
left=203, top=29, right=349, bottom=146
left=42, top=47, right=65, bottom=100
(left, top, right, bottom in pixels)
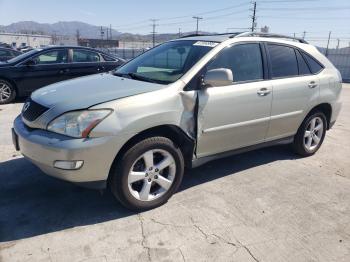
left=106, top=27, right=109, bottom=40
left=336, top=38, right=340, bottom=49
left=302, top=31, right=306, bottom=40
left=150, top=19, right=158, bottom=47
left=110, top=24, right=112, bottom=40
left=251, top=1, right=257, bottom=32
left=325, top=31, right=331, bottom=57
left=100, top=26, right=104, bottom=40
left=76, top=29, right=80, bottom=46
left=192, top=16, right=203, bottom=34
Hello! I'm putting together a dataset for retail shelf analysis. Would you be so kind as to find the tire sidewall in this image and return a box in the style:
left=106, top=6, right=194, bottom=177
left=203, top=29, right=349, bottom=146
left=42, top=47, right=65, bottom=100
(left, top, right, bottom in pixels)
left=0, top=79, right=16, bottom=104
left=112, top=137, right=184, bottom=210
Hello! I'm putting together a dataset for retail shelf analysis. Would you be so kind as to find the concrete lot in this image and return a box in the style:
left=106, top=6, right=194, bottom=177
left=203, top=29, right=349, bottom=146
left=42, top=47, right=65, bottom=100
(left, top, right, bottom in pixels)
left=0, top=85, right=349, bottom=262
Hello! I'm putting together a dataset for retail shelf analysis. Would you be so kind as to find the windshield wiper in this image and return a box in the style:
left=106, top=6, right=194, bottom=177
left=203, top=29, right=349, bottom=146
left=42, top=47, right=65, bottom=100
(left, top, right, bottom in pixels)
left=127, top=73, right=158, bottom=83
left=113, top=72, right=128, bottom=77
left=113, top=71, right=169, bottom=84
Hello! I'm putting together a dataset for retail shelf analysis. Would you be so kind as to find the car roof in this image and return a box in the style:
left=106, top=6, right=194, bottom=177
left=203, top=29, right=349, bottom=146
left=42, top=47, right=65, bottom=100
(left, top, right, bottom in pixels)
left=176, top=33, right=236, bottom=43
left=175, top=32, right=308, bottom=45
left=41, top=45, right=100, bottom=51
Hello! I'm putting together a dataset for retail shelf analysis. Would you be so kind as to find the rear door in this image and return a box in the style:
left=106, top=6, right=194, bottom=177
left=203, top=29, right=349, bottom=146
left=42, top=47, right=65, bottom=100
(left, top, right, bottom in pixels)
left=265, top=43, right=320, bottom=140
left=66, top=48, right=102, bottom=78
left=196, top=43, right=273, bottom=157
left=16, top=48, right=69, bottom=94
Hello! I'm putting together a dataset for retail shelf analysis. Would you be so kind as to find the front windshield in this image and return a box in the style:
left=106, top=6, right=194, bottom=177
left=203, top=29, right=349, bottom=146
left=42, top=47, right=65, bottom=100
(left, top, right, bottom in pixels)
left=7, top=49, right=41, bottom=63
left=115, top=40, right=217, bottom=84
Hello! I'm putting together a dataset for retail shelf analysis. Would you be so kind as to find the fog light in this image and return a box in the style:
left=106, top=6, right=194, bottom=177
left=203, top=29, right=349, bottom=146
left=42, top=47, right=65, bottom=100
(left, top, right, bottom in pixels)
left=54, top=160, right=84, bottom=170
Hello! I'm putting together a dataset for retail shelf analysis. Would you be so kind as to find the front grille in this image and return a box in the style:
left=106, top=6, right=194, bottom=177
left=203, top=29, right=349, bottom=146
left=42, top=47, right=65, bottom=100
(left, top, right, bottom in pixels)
left=22, top=98, right=49, bottom=122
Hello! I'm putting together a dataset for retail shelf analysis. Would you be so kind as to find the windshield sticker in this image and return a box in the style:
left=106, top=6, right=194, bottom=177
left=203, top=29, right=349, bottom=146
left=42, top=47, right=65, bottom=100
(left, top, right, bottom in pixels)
left=193, top=41, right=219, bottom=47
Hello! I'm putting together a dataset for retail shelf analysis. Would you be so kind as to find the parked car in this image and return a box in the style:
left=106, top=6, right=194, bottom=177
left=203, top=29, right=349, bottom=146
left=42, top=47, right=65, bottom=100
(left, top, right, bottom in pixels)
left=17, top=46, right=34, bottom=53
left=0, top=42, right=12, bottom=48
left=0, top=46, right=125, bottom=104
left=0, top=47, right=22, bottom=62
left=12, top=32, right=342, bottom=210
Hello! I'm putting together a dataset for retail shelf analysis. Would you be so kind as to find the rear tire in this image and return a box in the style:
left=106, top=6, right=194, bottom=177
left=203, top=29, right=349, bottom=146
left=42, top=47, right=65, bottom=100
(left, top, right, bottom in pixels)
left=293, top=111, right=327, bottom=156
left=0, top=79, right=16, bottom=104
left=110, top=136, right=184, bottom=211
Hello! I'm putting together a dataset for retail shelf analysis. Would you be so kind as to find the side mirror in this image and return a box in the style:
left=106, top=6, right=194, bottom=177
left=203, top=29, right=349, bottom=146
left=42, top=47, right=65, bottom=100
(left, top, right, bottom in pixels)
left=203, top=68, right=233, bottom=87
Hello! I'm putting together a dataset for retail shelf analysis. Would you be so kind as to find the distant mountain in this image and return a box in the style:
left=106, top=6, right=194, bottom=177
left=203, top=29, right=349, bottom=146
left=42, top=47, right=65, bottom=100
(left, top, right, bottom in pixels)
left=0, top=21, right=194, bottom=42
left=0, top=21, right=121, bottom=39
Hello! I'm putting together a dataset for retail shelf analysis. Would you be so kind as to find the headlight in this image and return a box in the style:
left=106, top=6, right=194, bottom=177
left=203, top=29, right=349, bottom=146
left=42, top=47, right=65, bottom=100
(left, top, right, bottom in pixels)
left=47, top=109, right=112, bottom=138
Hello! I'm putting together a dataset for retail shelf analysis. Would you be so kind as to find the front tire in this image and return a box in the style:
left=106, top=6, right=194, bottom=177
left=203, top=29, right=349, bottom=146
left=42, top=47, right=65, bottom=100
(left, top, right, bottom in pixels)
left=110, top=137, right=184, bottom=211
left=0, top=79, right=16, bottom=104
left=293, top=111, right=327, bottom=156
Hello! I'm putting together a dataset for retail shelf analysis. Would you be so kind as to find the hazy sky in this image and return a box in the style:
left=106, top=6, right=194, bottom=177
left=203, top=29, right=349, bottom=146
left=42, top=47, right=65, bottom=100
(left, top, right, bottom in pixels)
left=0, top=0, right=349, bottom=47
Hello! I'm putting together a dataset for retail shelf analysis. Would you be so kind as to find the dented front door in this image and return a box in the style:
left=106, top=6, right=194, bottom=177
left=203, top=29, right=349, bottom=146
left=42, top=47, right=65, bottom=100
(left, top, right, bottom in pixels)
left=195, top=81, right=273, bottom=158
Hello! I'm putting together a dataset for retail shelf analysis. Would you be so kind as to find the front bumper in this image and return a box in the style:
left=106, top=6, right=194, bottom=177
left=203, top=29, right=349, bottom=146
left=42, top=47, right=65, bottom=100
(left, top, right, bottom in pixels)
left=13, top=116, right=124, bottom=189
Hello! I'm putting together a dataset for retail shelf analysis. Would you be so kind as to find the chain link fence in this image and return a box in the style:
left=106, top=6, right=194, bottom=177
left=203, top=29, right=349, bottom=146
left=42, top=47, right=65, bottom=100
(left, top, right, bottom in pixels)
left=319, top=48, right=350, bottom=82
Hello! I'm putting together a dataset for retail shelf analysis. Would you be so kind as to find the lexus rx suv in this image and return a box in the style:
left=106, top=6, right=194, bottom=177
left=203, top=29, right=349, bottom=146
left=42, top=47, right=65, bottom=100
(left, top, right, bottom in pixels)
left=12, top=32, right=342, bottom=210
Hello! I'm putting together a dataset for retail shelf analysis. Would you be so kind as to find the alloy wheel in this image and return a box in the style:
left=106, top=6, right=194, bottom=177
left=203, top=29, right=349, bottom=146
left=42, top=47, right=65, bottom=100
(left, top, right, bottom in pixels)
left=127, top=149, right=176, bottom=201
left=303, top=116, right=324, bottom=152
left=0, top=82, right=11, bottom=102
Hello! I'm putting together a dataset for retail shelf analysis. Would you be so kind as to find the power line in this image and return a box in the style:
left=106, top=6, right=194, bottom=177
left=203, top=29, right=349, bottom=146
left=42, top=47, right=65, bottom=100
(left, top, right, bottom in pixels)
left=114, top=2, right=251, bottom=30
left=260, top=6, right=350, bottom=11
left=259, top=16, right=350, bottom=20
left=257, top=0, right=319, bottom=2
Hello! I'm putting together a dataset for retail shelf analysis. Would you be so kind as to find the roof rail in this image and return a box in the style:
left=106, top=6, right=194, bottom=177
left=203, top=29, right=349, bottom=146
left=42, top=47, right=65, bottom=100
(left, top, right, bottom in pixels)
left=232, top=32, right=308, bottom=44
left=180, top=33, right=206, bottom=38
left=180, top=32, right=242, bottom=39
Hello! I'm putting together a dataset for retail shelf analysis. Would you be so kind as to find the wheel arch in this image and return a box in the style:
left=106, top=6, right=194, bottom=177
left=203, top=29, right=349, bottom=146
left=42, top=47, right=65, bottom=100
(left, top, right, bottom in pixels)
left=108, top=125, right=195, bottom=182
left=307, top=103, right=332, bottom=130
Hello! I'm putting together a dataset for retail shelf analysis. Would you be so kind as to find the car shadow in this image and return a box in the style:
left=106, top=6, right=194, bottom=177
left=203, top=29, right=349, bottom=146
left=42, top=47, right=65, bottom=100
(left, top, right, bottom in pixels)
left=0, top=145, right=298, bottom=242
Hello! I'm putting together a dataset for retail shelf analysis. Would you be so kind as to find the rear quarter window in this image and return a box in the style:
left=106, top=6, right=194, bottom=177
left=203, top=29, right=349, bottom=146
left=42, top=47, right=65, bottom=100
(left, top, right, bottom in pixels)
left=102, top=54, right=116, bottom=61
left=302, top=52, right=323, bottom=74
left=295, top=50, right=311, bottom=75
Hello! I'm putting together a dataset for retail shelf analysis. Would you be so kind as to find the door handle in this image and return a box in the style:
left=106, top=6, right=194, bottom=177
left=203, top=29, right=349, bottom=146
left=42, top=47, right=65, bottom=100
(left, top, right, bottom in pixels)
left=257, top=88, right=271, bottom=96
left=308, top=81, right=318, bottom=89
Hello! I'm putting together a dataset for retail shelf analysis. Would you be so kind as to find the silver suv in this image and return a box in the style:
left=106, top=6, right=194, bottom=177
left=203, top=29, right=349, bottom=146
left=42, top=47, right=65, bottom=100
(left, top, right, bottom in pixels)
left=12, top=32, right=342, bottom=210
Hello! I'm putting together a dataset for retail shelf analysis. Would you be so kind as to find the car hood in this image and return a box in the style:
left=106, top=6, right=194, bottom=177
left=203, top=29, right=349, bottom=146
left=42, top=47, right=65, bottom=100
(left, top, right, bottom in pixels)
left=31, top=73, right=166, bottom=109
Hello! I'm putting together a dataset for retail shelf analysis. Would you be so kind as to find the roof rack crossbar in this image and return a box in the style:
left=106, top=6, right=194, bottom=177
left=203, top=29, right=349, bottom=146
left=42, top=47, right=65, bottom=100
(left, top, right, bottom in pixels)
left=232, top=32, right=308, bottom=44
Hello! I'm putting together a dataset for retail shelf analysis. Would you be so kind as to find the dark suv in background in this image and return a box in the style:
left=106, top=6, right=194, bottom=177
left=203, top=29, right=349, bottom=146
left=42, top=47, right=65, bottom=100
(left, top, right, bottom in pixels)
left=0, top=46, right=125, bottom=104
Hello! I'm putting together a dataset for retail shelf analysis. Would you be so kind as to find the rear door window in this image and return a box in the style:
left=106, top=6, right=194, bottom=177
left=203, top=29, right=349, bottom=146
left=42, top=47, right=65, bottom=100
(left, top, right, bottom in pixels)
left=267, top=44, right=298, bottom=78
left=72, top=49, right=100, bottom=62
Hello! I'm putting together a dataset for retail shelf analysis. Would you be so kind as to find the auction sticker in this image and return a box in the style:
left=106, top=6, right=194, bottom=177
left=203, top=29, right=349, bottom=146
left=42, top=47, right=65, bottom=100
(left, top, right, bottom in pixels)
left=193, top=41, right=219, bottom=47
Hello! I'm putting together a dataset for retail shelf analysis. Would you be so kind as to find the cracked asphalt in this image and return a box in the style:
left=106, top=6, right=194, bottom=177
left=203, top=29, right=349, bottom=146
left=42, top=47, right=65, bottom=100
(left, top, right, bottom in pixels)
left=0, top=85, right=349, bottom=262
